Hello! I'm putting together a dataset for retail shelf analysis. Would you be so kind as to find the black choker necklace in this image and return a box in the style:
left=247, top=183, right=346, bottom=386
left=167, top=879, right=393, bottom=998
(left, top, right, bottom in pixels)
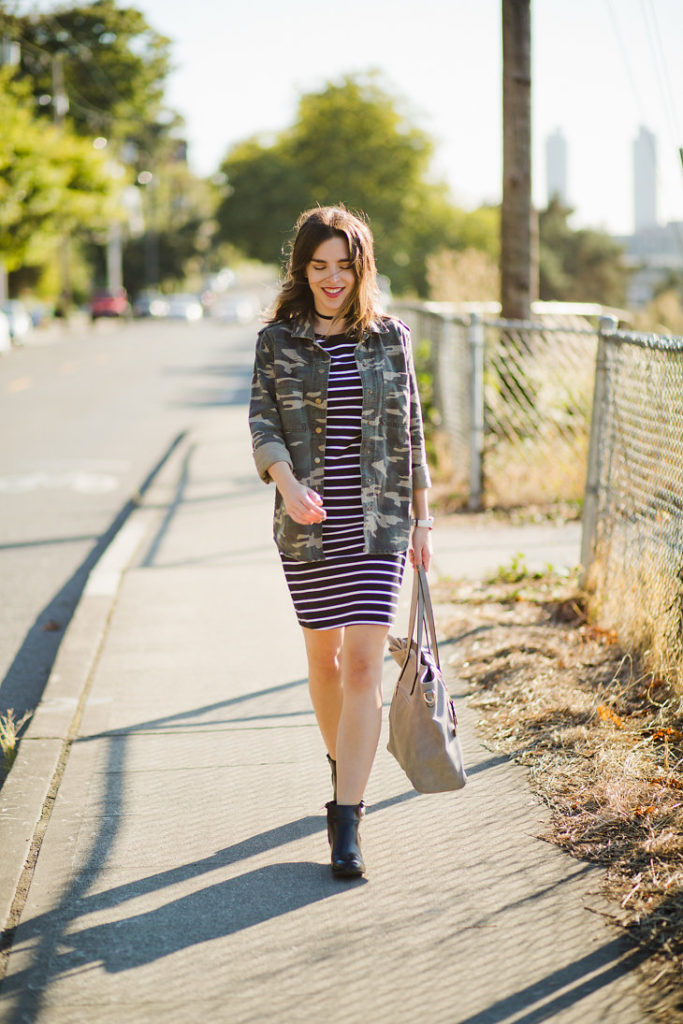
left=315, top=310, right=335, bottom=320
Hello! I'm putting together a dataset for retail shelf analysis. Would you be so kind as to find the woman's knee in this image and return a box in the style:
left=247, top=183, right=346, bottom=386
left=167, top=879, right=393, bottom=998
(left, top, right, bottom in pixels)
left=304, top=628, right=342, bottom=677
left=342, top=630, right=387, bottom=693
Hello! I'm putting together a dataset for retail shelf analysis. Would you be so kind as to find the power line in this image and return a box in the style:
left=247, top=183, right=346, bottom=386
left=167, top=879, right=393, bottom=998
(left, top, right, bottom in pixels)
left=603, top=0, right=648, bottom=123
left=641, top=0, right=682, bottom=147
left=603, top=0, right=683, bottom=256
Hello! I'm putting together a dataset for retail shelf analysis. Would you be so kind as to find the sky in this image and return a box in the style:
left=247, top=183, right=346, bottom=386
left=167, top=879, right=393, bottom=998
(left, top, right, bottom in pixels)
left=21, top=0, right=683, bottom=235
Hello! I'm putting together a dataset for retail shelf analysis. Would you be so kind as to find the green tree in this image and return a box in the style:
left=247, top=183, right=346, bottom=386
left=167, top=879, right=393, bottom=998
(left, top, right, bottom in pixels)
left=539, top=198, right=630, bottom=308
left=0, top=71, right=117, bottom=275
left=5, top=0, right=175, bottom=166
left=217, top=74, right=479, bottom=295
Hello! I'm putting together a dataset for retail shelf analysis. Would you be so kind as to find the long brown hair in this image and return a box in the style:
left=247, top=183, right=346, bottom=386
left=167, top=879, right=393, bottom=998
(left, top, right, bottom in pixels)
left=270, top=205, right=382, bottom=335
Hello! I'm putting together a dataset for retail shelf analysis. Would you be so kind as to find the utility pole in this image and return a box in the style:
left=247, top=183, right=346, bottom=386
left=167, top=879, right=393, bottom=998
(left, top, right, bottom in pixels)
left=501, top=0, right=533, bottom=320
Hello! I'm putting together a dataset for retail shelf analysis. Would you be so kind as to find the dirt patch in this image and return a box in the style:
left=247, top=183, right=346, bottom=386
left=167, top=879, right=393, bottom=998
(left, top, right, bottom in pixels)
left=435, top=569, right=683, bottom=1023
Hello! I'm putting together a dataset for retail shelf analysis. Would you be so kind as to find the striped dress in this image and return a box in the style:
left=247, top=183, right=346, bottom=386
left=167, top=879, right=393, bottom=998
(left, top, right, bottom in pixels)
left=280, top=333, right=406, bottom=630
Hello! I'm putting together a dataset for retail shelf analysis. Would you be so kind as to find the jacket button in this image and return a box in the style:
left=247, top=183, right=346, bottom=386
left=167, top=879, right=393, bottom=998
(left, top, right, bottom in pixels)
left=315, top=427, right=322, bottom=434
left=314, top=457, right=321, bottom=464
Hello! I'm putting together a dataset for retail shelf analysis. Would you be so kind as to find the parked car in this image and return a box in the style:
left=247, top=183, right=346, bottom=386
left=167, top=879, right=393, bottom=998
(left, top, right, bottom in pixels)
left=90, top=289, right=131, bottom=321
left=1, top=300, right=32, bottom=344
left=132, top=291, right=169, bottom=318
left=211, top=293, right=256, bottom=324
left=0, top=310, right=11, bottom=355
left=166, top=293, right=203, bottom=322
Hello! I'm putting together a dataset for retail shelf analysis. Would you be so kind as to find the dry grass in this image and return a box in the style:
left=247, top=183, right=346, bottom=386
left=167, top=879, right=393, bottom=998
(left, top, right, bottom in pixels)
left=586, top=536, right=683, bottom=699
left=435, top=568, right=683, bottom=1022
left=0, top=710, right=31, bottom=784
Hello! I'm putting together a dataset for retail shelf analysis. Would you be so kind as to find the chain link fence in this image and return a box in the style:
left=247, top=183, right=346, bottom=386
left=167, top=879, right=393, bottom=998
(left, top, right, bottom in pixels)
left=581, top=326, right=683, bottom=692
left=394, top=302, right=599, bottom=508
left=395, top=301, right=683, bottom=690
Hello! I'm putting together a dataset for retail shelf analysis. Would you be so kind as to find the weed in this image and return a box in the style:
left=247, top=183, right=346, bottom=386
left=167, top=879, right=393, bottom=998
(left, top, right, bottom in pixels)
left=0, top=709, right=31, bottom=779
left=488, top=552, right=549, bottom=585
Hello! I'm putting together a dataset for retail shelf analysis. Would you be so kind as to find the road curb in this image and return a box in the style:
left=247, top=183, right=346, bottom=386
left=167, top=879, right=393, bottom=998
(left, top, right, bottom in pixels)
left=0, top=430, right=191, bottom=941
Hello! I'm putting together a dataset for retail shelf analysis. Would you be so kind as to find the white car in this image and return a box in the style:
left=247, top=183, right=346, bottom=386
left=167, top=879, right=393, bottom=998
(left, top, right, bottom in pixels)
left=0, top=309, right=11, bottom=354
left=166, top=294, right=203, bottom=322
left=1, top=301, right=32, bottom=344
left=212, top=293, right=256, bottom=324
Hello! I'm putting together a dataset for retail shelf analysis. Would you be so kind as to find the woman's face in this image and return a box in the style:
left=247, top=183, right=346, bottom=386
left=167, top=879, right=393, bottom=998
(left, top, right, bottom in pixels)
left=306, top=236, right=356, bottom=319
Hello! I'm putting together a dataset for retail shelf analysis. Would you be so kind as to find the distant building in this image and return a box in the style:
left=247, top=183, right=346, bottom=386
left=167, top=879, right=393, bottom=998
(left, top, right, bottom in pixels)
left=633, top=126, right=657, bottom=231
left=546, top=128, right=568, bottom=205
left=614, top=221, right=683, bottom=306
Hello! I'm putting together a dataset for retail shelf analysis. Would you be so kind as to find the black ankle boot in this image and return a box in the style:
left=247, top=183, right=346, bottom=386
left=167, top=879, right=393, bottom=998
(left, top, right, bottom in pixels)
left=326, top=802, right=365, bottom=878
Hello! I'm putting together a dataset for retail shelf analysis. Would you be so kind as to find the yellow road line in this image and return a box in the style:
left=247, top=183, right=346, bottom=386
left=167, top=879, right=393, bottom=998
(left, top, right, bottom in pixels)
left=8, top=377, right=32, bottom=393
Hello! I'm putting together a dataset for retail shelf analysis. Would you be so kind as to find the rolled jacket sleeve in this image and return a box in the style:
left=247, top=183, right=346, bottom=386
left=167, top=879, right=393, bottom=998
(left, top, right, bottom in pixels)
left=249, top=328, right=293, bottom=483
left=402, top=325, right=432, bottom=491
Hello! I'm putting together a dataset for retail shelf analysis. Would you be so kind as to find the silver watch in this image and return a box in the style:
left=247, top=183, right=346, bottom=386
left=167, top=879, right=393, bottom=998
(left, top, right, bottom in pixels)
left=412, top=517, right=434, bottom=529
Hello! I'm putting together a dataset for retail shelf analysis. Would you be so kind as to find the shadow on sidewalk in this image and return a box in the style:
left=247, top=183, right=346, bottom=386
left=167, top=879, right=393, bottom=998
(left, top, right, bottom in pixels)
left=1, top=671, right=418, bottom=1020
left=0, top=433, right=187, bottom=726
left=456, top=938, right=648, bottom=1024
left=0, top=664, right=646, bottom=1024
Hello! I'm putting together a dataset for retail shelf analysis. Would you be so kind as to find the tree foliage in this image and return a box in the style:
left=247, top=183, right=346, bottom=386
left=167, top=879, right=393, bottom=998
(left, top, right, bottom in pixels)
left=0, top=71, right=117, bottom=273
left=216, top=74, right=491, bottom=295
left=2, top=2, right=221, bottom=293
left=539, top=198, right=630, bottom=308
left=5, top=0, right=176, bottom=166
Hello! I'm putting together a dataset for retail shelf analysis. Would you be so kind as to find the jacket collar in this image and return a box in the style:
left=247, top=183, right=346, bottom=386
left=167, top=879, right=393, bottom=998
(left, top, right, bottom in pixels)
left=287, top=317, right=382, bottom=343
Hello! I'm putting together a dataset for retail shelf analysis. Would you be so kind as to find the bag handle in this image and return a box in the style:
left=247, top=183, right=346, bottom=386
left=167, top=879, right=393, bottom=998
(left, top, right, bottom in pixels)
left=401, top=566, right=440, bottom=674
left=417, top=565, right=440, bottom=670
left=401, top=567, right=421, bottom=670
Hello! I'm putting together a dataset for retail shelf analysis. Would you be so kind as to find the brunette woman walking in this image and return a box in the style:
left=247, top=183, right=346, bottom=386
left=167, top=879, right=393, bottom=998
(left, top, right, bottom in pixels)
left=249, top=205, right=432, bottom=878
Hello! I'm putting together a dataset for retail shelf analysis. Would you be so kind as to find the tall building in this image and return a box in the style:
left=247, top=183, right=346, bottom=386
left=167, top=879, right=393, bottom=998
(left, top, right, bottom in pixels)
left=633, top=126, right=657, bottom=231
left=545, top=128, right=568, bottom=205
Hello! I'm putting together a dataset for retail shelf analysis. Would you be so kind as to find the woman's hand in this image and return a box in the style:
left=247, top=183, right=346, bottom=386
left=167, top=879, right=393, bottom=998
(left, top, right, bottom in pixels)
left=281, top=478, right=327, bottom=526
left=409, top=525, right=432, bottom=572
left=267, top=461, right=326, bottom=526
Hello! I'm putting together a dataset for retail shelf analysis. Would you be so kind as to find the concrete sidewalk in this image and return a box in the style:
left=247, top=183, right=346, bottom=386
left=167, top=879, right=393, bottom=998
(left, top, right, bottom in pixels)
left=0, top=405, right=647, bottom=1023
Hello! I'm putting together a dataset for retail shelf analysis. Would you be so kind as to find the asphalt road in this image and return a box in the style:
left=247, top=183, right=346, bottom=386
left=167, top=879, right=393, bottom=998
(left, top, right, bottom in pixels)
left=0, top=316, right=256, bottom=722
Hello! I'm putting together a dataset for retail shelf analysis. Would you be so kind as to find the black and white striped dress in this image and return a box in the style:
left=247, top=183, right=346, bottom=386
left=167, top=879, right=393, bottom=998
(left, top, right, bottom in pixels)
left=280, top=333, right=406, bottom=630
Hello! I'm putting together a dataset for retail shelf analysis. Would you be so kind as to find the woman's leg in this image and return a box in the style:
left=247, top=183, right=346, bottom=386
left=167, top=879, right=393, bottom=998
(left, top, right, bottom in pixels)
left=336, top=624, right=388, bottom=805
left=302, top=626, right=343, bottom=758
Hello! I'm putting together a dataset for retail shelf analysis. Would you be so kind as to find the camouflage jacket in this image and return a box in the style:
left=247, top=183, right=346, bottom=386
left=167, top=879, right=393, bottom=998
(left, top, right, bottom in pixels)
left=249, top=316, right=431, bottom=561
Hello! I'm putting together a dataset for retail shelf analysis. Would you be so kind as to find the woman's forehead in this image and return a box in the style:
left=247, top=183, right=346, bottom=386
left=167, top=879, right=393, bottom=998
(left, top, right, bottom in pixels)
left=310, top=236, right=350, bottom=262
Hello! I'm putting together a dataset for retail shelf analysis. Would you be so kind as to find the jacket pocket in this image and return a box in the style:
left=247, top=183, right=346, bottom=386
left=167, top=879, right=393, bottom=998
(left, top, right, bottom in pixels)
left=276, top=378, right=307, bottom=432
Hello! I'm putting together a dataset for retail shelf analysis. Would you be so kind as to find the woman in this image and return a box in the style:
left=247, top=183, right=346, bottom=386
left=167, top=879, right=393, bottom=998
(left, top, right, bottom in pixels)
left=249, top=205, right=432, bottom=878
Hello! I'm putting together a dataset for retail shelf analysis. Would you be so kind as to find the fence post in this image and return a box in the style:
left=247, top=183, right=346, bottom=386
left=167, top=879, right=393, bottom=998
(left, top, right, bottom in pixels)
left=580, top=315, right=616, bottom=580
left=467, top=313, right=485, bottom=511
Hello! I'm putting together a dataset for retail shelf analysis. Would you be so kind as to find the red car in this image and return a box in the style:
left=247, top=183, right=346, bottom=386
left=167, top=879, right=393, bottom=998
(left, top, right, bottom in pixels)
left=90, top=289, right=131, bottom=321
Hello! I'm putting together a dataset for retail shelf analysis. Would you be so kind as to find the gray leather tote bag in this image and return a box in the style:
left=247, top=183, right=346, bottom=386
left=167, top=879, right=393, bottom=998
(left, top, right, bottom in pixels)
left=387, top=566, right=467, bottom=793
